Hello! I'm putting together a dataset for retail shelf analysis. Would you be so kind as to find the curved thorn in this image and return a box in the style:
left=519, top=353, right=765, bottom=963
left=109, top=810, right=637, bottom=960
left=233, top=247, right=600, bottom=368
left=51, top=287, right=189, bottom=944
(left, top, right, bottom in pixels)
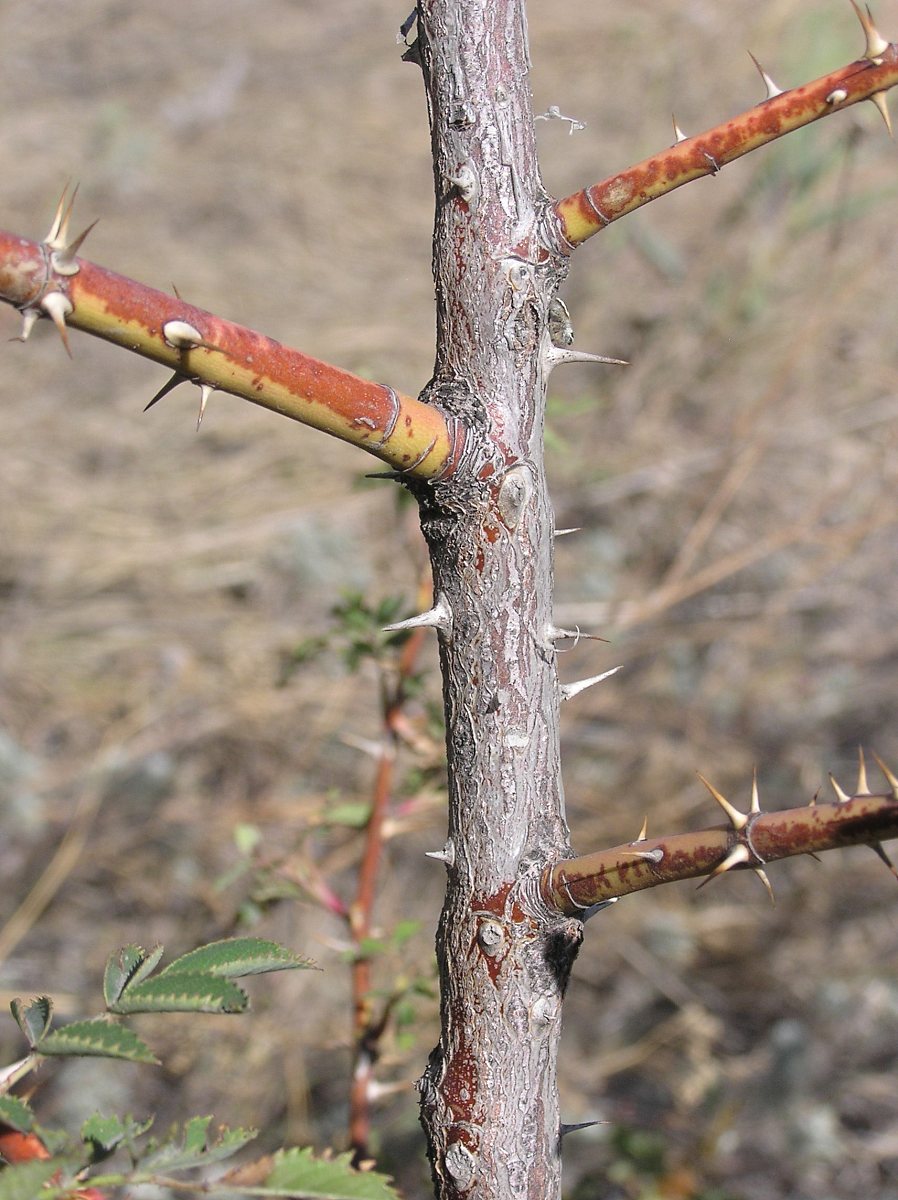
left=162, top=319, right=219, bottom=352
left=697, top=773, right=748, bottom=831
left=869, top=91, right=893, bottom=136
left=849, top=0, right=890, bottom=59
left=829, top=773, right=851, bottom=803
left=547, top=625, right=608, bottom=645
left=754, top=868, right=776, bottom=904
left=144, top=371, right=189, bottom=412
left=856, top=747, right=871, bottom=796
left=697, top=843, right=751, bottom=888
left=672, top=114, right=689, bottom=144
left=11, top=308, right=40, bottom=344
left=560, top=665, right=623, bottom=701
left=45, top=182, right=78, bottom=249
left=51, top=219, right=99, bottom=275
left=196, top=383, right=213, bottom=430
left=39, top=292, right=73, bottom=357
left=383, top=595, right=451, bottom=634
left=872, top=751, right=898, bottom=799
left=748, top=51, right=784, bottom=99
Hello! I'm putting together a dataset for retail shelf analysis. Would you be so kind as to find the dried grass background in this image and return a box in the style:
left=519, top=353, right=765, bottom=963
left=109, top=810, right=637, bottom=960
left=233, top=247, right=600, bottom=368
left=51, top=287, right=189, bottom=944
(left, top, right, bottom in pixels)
left=0, top=2, right=896, bottom=1198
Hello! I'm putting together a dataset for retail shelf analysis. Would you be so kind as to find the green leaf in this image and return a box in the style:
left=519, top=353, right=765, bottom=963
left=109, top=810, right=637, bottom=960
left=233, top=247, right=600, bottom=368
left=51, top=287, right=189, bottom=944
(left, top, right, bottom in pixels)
left=81, top=1112, right=153, bottom=1159
left=103, top=944, right=164, bottom=1007
left=9, top=998, right=52, bottom=1048
left=158, top=938, right=316, bottom=980
left=258, top=1147, right=400, bottom=1199
left=0, top=1160, right=57, bottom=1200
left=0, top=1096, right=34, bottom=1134
left=36, top=1020, right=158, bottom=1064
left=140, top=1118, right=256, bottom=1174
left=109, top=973, right=248, bottom=1015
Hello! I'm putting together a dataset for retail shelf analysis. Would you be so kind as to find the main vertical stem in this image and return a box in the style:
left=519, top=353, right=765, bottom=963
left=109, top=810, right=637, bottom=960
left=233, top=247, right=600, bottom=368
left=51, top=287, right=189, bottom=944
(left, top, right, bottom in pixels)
left=412, top=3, right=580, bottom=1197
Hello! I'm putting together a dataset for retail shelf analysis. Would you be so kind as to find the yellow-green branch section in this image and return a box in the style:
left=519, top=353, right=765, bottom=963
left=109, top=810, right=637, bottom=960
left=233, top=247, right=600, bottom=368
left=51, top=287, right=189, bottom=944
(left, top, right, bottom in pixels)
left=0, top=229, right=464, bottom=481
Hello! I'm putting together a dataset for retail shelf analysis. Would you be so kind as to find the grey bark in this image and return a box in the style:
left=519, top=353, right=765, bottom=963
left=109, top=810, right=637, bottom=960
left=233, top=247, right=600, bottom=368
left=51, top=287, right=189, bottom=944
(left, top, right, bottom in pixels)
left=410, top=3, right=581, bottom=1196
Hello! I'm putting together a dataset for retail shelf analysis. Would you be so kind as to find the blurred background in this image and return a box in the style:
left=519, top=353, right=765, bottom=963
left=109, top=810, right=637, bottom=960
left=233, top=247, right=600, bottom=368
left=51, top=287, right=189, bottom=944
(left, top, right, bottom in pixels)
left=0, top=2, right=896, bottom=1197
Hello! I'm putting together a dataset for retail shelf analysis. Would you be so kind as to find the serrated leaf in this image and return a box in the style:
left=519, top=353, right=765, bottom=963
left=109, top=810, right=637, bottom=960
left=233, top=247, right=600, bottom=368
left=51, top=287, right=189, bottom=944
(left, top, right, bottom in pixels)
left=36, top=1020, right=158, bottom=1064
left=0, top=1097, right=34, bottom=1135
left=140, top=1118, right=256, bottom=1174
left=9, top=999, right=52, bottom=1048
left=0, top=1159, right=57, bottom=1200
left=259, top=1147, right=400, bottom=1199
left=109, top=974, right=248, bottom=1015
left=103, top=944, right=164, bottom=1006
left=158, top=938, right=316, bottom=980
left=80, top=1112, right=151, bottom=1158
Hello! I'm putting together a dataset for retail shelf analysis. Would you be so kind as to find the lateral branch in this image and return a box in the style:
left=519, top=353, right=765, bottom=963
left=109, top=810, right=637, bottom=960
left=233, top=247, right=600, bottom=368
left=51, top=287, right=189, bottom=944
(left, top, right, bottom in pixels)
left=0, top=226, right=464, bottom=482
left=553, top=32, right=898, bottom=246
left=543, top=769, right=898, bottom=914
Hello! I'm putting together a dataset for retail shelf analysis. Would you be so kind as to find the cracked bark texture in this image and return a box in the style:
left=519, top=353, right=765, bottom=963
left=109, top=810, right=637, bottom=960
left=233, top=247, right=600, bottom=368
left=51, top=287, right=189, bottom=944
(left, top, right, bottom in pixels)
left=411, top=2, right=580, bottom=1197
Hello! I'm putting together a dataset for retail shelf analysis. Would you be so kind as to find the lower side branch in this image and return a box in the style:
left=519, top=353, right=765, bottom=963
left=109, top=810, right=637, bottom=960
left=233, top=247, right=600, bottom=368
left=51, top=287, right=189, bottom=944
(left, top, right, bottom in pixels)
left=543, top=758, right=898, bottom=913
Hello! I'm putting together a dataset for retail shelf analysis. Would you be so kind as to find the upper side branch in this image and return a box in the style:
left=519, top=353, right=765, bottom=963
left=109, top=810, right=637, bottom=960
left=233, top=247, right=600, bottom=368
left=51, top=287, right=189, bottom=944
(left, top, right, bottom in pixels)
left=542, top=756, right=898, bottom=913
left=0, top=223, right=465, bottom=482
left=551, top=29, right=898, bottom=248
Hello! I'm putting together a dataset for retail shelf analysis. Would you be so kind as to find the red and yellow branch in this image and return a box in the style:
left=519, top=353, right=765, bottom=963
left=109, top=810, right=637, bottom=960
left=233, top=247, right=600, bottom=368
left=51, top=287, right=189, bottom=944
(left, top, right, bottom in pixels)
left=0, top=230, right=464, bottom=481
left=554, top=42, right=898, bottom=247
left=543, top=784, right=898, bottom=914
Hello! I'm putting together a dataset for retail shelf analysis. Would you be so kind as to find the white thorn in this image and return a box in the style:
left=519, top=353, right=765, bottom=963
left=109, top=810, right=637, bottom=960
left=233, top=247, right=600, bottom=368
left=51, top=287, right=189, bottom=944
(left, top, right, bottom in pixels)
left=425, top=840, right=455, bottom=867
left=750, top=767, right=761, bottom=814
left=754, top=867, right=776, bottom=904
left=748, top=51, right=784, bottom=99
left=554, top=527, right=581, bottom=538
left=40, top=291, right=73, bottom=357
left=544, top=345, right=628, bottom=373
left=51, top=220, right=98, bottom=276
left=196, top=384, right=213, bottom=430
left=850, top=0, right=890, bottom=59
left=856, top=747, right=871, bottom=796
left=560, top=665, right=623, bottom=702
left=697, top=774, right=749, bottom=831
left=12, top=308, right=40, bottom=343
left=698, top=843, right=751, bottom=888
left=672, top=114, right=689, bottom=143
left=383, top=595, right=451, bottom=634
left=829, top=774, right=851, bottom=803
left=869, top=91, right=893, bottom=137
left=163, top=319, right=206, bottom=349
left=634, top=815, right=649, bottom=843
left=44, top=183, right=78, bottom=250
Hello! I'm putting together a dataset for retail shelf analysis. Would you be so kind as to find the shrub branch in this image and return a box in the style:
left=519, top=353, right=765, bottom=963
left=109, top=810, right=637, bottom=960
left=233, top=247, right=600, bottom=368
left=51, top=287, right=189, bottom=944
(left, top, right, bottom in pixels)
left=543, top=759, right=898, bottom=913
left=552, top=31, right=898, bottom=247
left=0, top=226, right=464, bottom=481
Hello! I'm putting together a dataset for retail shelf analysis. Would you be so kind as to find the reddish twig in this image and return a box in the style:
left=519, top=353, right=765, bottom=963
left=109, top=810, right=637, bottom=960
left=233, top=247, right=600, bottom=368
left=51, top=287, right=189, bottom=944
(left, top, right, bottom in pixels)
left=347, top=581, right=431, bottom=1162
left=552, top=22, right=898, bottom=247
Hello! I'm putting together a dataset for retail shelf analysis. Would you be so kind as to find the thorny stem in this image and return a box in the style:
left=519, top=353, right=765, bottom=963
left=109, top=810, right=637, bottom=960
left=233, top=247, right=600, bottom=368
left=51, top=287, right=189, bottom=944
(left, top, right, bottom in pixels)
left=543, top=785, right=898, bottom=913
left=348, top=601, right=430, bottom=1162
left=0, top=231, right=464, bottom=481
left=553, top=42, right=898, bottom=246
